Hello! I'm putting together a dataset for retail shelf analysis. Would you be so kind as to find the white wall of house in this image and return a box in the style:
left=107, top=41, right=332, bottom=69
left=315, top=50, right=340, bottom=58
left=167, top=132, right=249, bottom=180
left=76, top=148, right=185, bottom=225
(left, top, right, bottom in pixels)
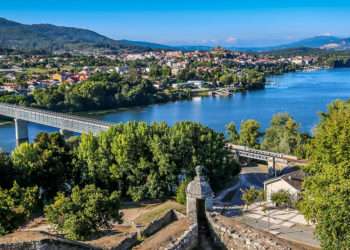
left=265, top=179, right=299, bottom=202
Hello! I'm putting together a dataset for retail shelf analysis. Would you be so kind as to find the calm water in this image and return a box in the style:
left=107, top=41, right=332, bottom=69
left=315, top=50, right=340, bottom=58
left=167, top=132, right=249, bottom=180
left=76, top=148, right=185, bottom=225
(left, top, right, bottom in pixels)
left=1, top=68, right=350, bottom=152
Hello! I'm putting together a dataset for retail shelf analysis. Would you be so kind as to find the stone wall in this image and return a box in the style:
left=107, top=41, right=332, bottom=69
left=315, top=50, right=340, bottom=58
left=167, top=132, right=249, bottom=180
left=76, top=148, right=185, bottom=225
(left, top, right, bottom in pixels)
left=140, top=210, right=177, bottom=237
left=110, top=233, right=138, bottom=250
left=207, top=213, right=319, bottom=250
left=0, top=232, right=97, bottom=250
left=0, top=231, right=138, bottom=250
left=165, top=224, right=198, bottom=250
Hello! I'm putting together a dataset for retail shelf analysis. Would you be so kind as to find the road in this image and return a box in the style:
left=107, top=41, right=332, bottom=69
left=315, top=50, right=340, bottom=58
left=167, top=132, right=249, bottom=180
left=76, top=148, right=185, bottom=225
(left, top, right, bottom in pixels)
left=214, top=164, right=269, bottom=206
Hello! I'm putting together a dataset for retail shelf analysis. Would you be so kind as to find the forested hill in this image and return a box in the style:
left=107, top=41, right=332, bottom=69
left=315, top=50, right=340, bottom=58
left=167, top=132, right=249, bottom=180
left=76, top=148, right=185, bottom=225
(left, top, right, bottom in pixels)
left=0, top=17, right=167, bottom=53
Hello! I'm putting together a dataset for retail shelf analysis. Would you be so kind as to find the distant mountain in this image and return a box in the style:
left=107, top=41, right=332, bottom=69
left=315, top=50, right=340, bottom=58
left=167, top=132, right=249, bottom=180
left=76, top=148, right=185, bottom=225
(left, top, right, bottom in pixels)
left=117, top=40, right=173, bottom=50
left=172, top=36, right=350, bottom=52
left=1, top=17, right=350, bottom=54
left=282, top=36, right=342, bottom=48
left=229, top=36, right=350, bottom=52
left=0, top=17, right=170, bottom=53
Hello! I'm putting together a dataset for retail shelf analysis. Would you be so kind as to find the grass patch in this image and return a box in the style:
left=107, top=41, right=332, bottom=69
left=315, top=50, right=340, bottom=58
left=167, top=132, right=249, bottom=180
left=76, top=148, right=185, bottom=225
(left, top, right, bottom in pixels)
left=134, top=201, right=185, bottom=226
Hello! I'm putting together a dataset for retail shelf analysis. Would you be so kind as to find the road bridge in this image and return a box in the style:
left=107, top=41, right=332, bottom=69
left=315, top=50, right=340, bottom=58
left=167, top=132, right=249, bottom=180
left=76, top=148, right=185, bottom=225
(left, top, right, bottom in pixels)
left=0, top=103, right=113, bottom=146
left=226, top=143, right=306, bottom=176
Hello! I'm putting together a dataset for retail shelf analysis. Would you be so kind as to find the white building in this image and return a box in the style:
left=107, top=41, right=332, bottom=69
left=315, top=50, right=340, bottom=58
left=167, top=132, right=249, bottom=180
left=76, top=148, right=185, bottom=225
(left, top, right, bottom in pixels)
left=172, top=80, right=206, bottom=89
left=264, top=169, right=305, bottom=203
left=115, top=65, right=129, bottom=75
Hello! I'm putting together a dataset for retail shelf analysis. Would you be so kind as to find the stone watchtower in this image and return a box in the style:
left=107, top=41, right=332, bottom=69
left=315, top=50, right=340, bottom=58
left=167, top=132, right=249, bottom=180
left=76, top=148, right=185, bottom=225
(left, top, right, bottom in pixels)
left=186, top=166, right=214, bottom=223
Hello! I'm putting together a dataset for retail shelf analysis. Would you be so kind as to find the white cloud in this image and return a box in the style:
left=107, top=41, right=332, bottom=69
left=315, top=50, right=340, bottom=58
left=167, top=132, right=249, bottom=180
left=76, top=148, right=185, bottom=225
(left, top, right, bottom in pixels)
left=226, top=36, right=237, bottom=44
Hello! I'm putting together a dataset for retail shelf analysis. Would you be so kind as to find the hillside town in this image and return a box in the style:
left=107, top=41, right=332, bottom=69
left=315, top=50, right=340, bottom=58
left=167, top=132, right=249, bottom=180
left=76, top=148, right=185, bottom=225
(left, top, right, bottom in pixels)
left=0, top=49, right=318, bottom=94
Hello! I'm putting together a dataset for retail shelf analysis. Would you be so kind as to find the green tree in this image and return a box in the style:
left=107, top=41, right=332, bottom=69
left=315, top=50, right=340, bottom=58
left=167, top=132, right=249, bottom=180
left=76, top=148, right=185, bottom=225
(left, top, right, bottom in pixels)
left=0, top=152, right=16, bottom=189
left=176, top=179, right=190, bottom=205
left=0, top=182, right=39, bottom=235
left=11, top=133, right=72, bottom=200
left=75, top=121, right=240, bottom=201
left=226, top=122, right=239, bottom=144
left=241, top=187, right=261, bottom=210
left=149, top=64, right=162, bottom=78
left=161, top=65, right=171, bottom=78
left=219, top=73, right=235, bottom=86
left=261, top=113, right=307, bottom=155
left=45, top=185, right=121, bottom=241
left=300, top=100, right=350, bottom=249
left=239, top=119, right=261, bottom=148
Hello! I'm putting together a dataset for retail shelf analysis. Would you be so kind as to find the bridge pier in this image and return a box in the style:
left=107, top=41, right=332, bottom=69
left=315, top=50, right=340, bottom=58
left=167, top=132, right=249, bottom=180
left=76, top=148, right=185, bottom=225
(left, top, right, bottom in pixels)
left=268, top=157, right=276, bottom=177
left=15, top=119, right=28, bottom=146
left=59, top=129, right=74, bottom=139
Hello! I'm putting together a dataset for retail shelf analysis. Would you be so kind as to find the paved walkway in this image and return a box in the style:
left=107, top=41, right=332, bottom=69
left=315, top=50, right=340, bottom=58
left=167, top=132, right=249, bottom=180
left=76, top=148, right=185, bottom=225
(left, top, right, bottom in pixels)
left=237, top=216, right=320, bottom=248
left=238, top=203, right=320, bottom=248
left=244, top=203, right=309, bottom=226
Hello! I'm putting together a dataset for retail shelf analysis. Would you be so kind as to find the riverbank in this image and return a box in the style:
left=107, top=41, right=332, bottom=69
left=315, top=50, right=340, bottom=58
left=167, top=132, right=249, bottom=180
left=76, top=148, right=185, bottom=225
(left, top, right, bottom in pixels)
left=2, top=68, right=350, bottom=152
left=0, top=116, right=12, bottom=126
left=0, top=121, right=12, bottom=126
left=76, top=86, right=257, bottom=117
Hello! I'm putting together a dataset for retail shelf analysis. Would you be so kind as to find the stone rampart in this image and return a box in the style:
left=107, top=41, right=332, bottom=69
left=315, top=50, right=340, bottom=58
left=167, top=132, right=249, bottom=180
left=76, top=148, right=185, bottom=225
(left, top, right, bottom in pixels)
left=207, top=213, right=319, bottom=250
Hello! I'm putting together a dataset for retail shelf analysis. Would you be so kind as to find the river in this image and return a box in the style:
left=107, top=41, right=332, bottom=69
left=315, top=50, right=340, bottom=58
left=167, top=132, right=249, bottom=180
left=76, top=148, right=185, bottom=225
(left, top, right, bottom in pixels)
left=1, top=68, right=350, bottom=152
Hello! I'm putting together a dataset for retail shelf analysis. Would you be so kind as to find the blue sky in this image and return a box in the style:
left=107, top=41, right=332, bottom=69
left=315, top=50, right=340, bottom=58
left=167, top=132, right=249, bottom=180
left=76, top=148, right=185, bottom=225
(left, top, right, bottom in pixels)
left=2, top=0, right=350, bottom=47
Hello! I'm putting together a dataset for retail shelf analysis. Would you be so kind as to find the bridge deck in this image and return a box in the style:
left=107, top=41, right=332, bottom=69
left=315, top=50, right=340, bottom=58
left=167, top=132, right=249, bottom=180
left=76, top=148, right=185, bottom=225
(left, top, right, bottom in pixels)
left=226, top=143, right=300, bottom=163
left=0, top=103, right=113, bottom=135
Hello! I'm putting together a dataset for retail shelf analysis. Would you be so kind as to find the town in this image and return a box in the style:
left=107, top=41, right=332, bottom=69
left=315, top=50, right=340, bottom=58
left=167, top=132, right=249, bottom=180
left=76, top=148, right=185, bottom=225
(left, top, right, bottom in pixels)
left=0, top=49, right=318, bottom=97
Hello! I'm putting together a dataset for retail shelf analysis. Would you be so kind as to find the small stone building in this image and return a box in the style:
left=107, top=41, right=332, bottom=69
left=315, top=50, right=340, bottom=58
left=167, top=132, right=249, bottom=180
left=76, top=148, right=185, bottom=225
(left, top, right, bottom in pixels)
left=186, top=166, right=214, bottom=223
left=264, top=169, right=305, bottom=202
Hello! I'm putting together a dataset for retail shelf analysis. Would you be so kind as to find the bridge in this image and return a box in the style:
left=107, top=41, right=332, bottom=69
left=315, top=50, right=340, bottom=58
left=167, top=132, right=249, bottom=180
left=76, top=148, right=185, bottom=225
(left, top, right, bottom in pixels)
left=0, top=103, right=308, bottom=174
left=0, top=103, right=113, bottom=146
left=226, top=143, right=307, bottom=176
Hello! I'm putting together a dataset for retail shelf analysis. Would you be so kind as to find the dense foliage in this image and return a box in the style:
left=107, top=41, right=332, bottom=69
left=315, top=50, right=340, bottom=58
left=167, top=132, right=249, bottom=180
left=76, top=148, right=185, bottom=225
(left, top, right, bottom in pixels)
left=271, top=190, right=292, bottom=208
left=45, top=185, right=121, bottom=240
left=227, top=114, right=308, bottom=157
left=0, top=121, right=240, bottom=235
left=238, top=120, right=261, bottom=148
left=300, top=100, right=350, bottom=249
left=11, top=133, right=73, bottom=201
left=74, top=121, right=240, bottom=201
left=30, top=73, right=189, bottom=112
left=241, top=187, right=263, bottom=210
left=0, top=182, right=39, bottom=235
left=0, top=152, right=15, bottom=189
left=261, top=113, right=309, bottom=157
left=176, top=179, right=191, bottom=205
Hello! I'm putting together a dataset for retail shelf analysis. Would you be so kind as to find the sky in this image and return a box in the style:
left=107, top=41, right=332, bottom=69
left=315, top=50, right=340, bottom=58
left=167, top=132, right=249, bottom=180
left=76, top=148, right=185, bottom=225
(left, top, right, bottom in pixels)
left=1, top=0, right=350, bottom=47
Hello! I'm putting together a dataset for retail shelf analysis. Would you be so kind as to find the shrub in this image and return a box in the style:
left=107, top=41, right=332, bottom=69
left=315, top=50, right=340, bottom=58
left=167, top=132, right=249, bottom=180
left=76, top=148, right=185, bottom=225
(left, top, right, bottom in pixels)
left=241, top=187, right=261, bottom=209
left=176, top=179, right=190, bottom=205
left=0, top=182, right=39, bottom=235
left=271, top=190, right=292, bottom=208
left=45, top=185, right=121, bottom=240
